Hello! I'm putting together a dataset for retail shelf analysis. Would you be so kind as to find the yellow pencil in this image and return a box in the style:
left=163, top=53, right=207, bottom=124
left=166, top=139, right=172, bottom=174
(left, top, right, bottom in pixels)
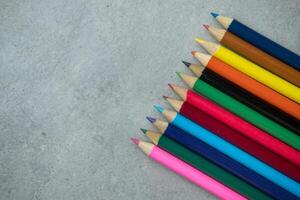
left=195, top=38, right=300, bottom=104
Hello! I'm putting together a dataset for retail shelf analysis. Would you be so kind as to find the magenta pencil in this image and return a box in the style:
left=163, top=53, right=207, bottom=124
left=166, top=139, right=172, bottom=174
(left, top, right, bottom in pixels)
left=132, top=138, right=247, bottom=200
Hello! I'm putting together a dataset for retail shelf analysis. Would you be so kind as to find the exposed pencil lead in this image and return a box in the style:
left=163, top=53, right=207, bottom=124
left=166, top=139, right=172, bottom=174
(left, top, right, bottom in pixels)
left=203, top=24, right=209, bottom=30
left=131, top=138, right=139, bottom=145
left=211, top=12, right=219, bottom=18
left=146, top=116, right=156, bottom=123
left=163, top=95, right=169, bottom=100
left=140, top=128, right=147, bottom=134
left=195, top=38, right=204, bottom=44
left=182, top=61, right=191, bottom=67
left=154, top=104, right=164, bottom=113
left=168, top=83, right=174, bottom=90
left=175, top=71, right=182, bottom=78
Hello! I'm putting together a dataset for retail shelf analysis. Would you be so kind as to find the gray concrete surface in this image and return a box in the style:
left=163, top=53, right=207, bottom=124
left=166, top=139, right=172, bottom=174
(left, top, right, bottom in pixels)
left=0, top=0, right=299, bottom=199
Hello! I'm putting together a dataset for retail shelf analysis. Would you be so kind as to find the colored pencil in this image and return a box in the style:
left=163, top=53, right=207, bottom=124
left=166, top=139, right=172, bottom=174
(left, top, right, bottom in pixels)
left=176, top=72, right=300, bottom=150
left=131, top=139, right=247, bottom=200
left=153, top=105, right=300, bottom=197
left=164, top=96, right=300, bottom=182
left=169, top=84, right=300, bottom=167
left=191, top=52, right=300, bottom=120
left=148, top=118, right=298, bottom=200
left=182, top=61, right=300, bottom=134
left=211, top=13, right=300, bottom=70
left=204, top=25, right=300, bottom=87
left=195, top=38, right=300, bottom=103
left=142, top=129, right=273, bottom=200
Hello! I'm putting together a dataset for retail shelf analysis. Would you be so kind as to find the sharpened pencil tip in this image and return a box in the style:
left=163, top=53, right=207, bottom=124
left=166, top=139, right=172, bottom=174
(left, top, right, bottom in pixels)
left=140, top=128, right=147, bottom=134
left=146, top=116, right=156, bottom=123
left=195, top=38, right=204, bottom=44
left=163, top=95, right=169, bottom=100
left=168, top=83, right=174, bottom=90
left=131, top=138, right=139, bottom=145
left=182, top=61, right=191, bottom=67
left=191, top=51, right=197, bottom=56
left=154, top=104, right=164, bottom=113
left=203, top=24, right=209, bottom=30
left=175, top=71, right=182, bottom=78
left=211, top=12, right=219, bottom=18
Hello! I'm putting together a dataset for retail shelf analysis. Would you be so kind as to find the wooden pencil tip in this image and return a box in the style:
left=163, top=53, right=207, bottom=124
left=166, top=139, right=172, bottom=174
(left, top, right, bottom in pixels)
left=211, top=12, right=219, bottom=18
left=203, top=24, right=209, bottom=30
left=131, top=138, right=139, bottom=145
left=146, top=116, right=156, bottom=123
left=154, top=104, right=164, bottom=113
left=140, top=128, right=147, bottom=134
left=191, top=51, right=197, bottom=56
left=182, top=61, right=191, bottom=67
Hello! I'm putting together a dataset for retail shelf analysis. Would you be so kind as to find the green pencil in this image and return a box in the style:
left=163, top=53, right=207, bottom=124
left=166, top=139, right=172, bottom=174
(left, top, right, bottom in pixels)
left=176, top=72, right=300, bottom=151
left=141, top=129, right=272, bottom=200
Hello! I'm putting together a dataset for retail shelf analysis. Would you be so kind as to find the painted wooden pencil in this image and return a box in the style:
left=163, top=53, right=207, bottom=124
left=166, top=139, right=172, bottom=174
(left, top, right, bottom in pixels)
left=195, top=38, right=300, bottom=103
left=176, top=72, right=300, bottom=150
left=168, top=84, right=300, bottom=167
left=211, top=13, right=300, bottom=70
left=148, top=118, right=299, bottom=200
left=191, top=52, right=300, bottom=120
left=142, top=129, right=273, bottom=200
left=204, top=25, right=300, bottom=87
left=153, top=105, right=300, bottom=197
left=182, top=60, right=300, bottom=134
left=164, top=96, right=300, bottom=182
left=131, top=138, right=247, bottom=200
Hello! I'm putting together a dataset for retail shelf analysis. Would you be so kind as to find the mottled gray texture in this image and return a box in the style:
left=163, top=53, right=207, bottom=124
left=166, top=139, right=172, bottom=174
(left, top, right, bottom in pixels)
left=0, top=0, right=299, bottom=199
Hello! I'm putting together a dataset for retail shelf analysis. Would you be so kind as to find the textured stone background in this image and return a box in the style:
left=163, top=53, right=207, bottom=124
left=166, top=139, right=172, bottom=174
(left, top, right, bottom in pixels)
left=0, top=0, right=299, bottom=199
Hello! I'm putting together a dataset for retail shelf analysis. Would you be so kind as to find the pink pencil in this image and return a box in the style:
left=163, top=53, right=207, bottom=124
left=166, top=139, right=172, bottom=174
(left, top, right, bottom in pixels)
left=131, top=138, right=247, bottom=200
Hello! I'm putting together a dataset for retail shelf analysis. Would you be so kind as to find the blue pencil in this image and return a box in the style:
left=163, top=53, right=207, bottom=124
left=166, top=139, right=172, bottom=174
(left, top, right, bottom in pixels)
left=147, top=117, right=299, bottom=200
left=153, top=105, right=300, bottom=197
left=211, top=12, right=300, bottom=70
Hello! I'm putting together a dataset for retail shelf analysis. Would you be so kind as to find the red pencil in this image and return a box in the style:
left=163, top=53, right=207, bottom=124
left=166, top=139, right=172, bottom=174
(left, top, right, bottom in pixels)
left=164, top=96, right=300, bottom=182
left=168, top=84, right=300, bottom=167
